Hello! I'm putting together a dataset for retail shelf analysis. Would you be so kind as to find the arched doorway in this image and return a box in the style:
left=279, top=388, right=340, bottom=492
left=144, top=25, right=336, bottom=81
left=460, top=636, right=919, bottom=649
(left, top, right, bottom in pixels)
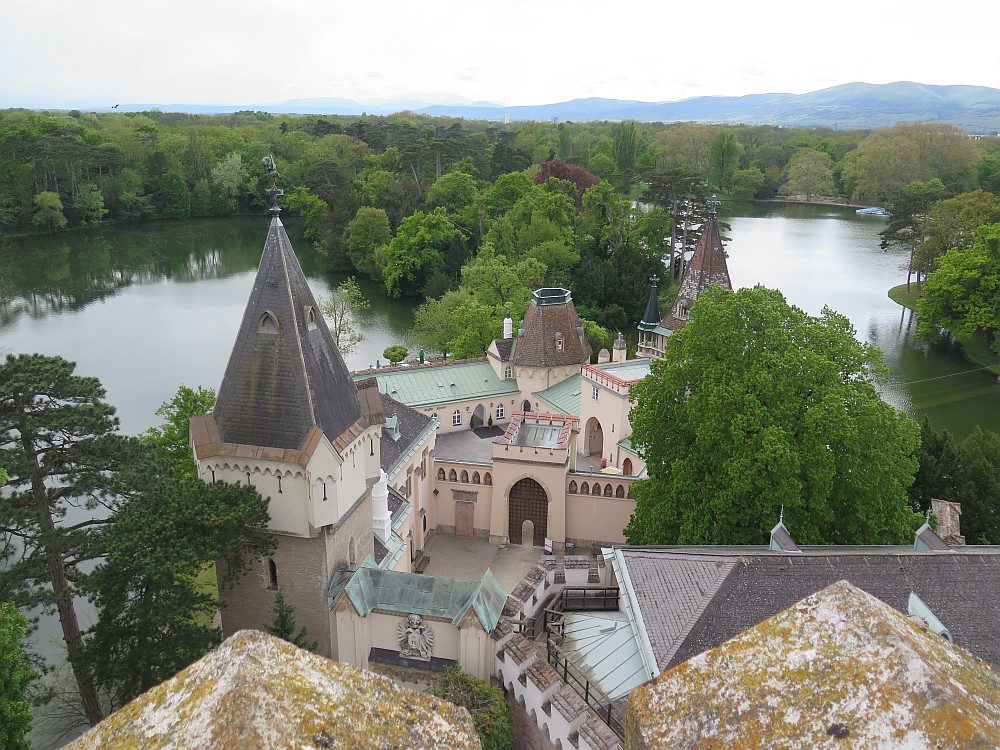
left=521, top=399, right=532, bottom=413
left=472, top=404, right=485, bottom=428
left=623, top=458, right=633, bottom=476
left=585, top=417, right=604, bottom=457
left=508, top=478, right=548, bottom=546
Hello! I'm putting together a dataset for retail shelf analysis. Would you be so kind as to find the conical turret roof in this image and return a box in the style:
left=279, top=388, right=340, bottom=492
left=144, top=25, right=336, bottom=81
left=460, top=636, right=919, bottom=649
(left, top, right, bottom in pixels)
left=638, top=276, right=662, bottom=332
left=213, top=211, right=362, bottom=450
left=660, top=214, right=731, bottom=331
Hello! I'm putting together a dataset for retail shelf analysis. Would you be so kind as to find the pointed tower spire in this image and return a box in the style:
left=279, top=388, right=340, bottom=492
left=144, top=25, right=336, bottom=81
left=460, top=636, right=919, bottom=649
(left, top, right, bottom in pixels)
left=660, top=204, right=732, bottom=332
left=212, top=213, right=362, bottom=449
left=638, top=274, right=661, bottom=331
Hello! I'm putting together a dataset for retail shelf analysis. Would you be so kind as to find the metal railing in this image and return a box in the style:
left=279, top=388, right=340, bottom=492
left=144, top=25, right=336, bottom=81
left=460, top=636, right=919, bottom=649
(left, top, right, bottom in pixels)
left=547, top=638, right=626, bottom=739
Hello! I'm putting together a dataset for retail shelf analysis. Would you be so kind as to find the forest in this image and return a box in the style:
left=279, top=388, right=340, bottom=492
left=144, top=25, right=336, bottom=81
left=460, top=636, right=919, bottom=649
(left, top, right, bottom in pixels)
left=2, top=107, right=1000, bottom=357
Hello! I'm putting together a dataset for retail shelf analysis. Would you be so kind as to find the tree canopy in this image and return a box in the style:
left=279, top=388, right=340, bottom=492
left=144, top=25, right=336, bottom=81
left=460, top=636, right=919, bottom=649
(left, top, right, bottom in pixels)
left=0, top=601, right=34, bottom=750
left=428, top=666, right=513, bottom=750
left=626, top=286, right=922, bottom=546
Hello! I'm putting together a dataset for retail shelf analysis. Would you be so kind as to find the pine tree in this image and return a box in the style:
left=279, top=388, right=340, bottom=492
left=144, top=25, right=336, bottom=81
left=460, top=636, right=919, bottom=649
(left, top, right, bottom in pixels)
left=267, top=591, right=319, bottom=651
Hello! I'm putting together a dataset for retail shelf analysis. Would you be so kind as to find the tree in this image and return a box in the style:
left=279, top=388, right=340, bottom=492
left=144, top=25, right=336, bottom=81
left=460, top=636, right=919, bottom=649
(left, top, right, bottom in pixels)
left=908, top=419, right=962, bottom=512
left=0, top=601, right=34, bottom=750
left=283, top=186, right=329, bottom=242
left=319, top=278, right=369, bottom=355
left=32, top=191, right=68, bottom=232
left=71, top=183, right=108, bottom=225
left=85, top=386, right=272, bottom=707
left=381, top=208, right=462, bottom=298
left=157, top=170, right=191, bottom=219
left=345, top=206, right=391, bottom=278
left=413, top=290, right=473, bottom=358
left=879, top=179, right=949, bottom=291
left=708, top=130, right=742, bottom=190
left=780, top=151, right=836, bottom=200
left=534, top=159, right=600, bottom=203
left=266, top=590, right=319, bottom=651
left=912, top=189, right=1000, bottom=275
left=383, top=345, right=408, bottom=365
left=0, top=353, right=128, bottom=725
left=956, top=427, right=1000, bottom=544
left=626, top=286, right=922, bottom=546
left=729, top=167, right=765, bottom=201
left=428, top=665, right=513, bottom=750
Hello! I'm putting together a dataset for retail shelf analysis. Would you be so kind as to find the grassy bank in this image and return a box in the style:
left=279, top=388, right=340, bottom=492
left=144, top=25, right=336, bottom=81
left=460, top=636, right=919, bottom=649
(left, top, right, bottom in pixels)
left=888, top=284, right=1000, bottom=375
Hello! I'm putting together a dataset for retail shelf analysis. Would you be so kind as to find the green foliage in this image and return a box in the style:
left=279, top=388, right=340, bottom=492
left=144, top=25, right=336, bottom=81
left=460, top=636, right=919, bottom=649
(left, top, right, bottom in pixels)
left=383, top=345, right=409, bottom=365
left=157, top=170, right=192, bottom=219
left=72, top=183, right=109, bottom=225
left=913, top=190, right=1000, bottom=274
left=266, top=591, right=319, bottom=651
left=320, top=277, right=369, bottom=355
left=0, top=602, right=34, bottom=750
left=580, top=318, right=613, bottom=358
left=284, top=186, right=329, bottom=241
left=729, top=167, right=765, bottom=201
left=909, top=419, right=962, bottom=512
left=428, top=666, right=513, bottom=750
left=626, top=286, right=922, bottom=546
left=709, top=130, right=742, bottom=190
left=779, top=151, right=836, bottom=200
left=32, top=190, right=68, bottom=232
left=955, top=427, right=1000, bottom=544
left=382, top=208, right=462, bottom=298
left=916, top=224, right=1000, bottom=352
left=86, top=385, right=272, bottom=707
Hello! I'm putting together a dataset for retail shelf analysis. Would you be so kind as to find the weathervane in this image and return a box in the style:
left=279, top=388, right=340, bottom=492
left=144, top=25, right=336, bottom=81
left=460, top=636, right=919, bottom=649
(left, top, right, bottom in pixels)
left=649, top=274, right=660, bottom=288
left=262, top=155, right=283, bottom=210
left=708, top=194, right=721, bottom=216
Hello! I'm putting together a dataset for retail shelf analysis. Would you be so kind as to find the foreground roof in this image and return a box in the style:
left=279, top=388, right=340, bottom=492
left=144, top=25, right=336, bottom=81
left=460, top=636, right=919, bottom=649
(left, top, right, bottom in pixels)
left=626, top=580, right=1000, bottom=749
left=213, top=211, right=361, bottom=449
left=612, top=545, right=1000, bottom=671
left=64, top=630, right=480, bottom=749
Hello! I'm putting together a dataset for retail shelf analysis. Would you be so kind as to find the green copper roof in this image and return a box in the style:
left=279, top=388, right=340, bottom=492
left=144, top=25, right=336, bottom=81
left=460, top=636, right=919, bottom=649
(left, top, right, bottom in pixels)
left=335, top=560, right=505, bottom=631
left=358, top=361, right=519, bottom=408
left=534, top=374, right=582, bottom=416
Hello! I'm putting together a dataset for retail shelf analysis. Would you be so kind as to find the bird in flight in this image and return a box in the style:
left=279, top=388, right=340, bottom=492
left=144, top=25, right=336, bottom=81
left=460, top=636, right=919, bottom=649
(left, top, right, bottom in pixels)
left=112, top=104, right=119, bottom=109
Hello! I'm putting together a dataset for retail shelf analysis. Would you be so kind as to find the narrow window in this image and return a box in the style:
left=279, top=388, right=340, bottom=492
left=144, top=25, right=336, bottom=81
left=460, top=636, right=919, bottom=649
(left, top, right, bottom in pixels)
left=267, top=558, right=278, bottom=589
left=322, top=480, right=328, bottom=501
left=460, top=470, right=469, bottom=483
left=277, top=474, right=282, bottom=494
left=569, top=481, right=578, bottom=494
left=246, top=472, right=251, bottom=486
left=452, top=409, right=462, bottom=426
left=592, top=386, right=600, bottom=401
left=496, top=403, right=505, bottom=420
left=210, top=468, right=216, bottom=483
left=472, top=472, right=481, bottom=484
left=484, top=472, right=492, bottom=486
left=504, top=365, right=512, bottom=379
left=437, top=468, right=446, bottom=481
left=449, top=469, right=457, bottom=481
left=581, top=482, right=590, bottom=495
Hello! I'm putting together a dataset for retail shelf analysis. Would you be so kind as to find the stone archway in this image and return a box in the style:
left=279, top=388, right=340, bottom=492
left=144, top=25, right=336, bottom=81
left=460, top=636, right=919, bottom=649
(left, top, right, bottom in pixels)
left=585, top=416, right=604, bottom=457
left=508, top=478, right=548, bottom=546
left=472, top=404, right=486, bottom=428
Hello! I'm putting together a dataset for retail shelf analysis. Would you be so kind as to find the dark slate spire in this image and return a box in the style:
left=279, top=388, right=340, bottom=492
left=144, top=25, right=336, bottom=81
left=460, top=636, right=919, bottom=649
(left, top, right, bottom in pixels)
left=660, top=210, right=732, bottom=332
left=638, top=275, right=661, bottom=332
left=213, top=210, right=362, bottom=450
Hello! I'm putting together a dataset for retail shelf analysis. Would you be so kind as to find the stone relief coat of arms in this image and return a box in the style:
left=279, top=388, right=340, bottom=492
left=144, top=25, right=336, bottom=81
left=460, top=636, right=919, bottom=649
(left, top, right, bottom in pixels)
left=398, top=613, right=434, bottom=659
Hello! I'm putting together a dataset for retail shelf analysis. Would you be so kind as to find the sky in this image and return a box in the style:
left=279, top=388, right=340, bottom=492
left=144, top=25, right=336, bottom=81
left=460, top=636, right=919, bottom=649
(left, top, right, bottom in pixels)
left=4, top=0, right=1000, bottom=109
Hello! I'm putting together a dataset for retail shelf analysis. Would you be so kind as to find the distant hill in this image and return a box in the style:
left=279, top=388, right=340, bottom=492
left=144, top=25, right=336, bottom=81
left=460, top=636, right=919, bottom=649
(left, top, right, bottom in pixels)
left=88, top=82, right=1000, bottom=132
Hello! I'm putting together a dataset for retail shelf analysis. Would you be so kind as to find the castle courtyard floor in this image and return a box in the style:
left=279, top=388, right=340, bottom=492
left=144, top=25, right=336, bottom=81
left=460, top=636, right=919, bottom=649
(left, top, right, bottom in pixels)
left=421, top=532, right=544, bottom=594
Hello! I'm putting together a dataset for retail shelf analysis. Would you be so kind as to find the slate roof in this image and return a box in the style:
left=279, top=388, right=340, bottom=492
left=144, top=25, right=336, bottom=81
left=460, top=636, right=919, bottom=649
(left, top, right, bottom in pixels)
left=378, top=392, right=434, bottom=477
left=512, top=288, right=592, bottom=368
left=335, top=560, right=506, bottom=631
left=213, top=210, right=361, bottom=449
left=637, top=279, right=661, bottom=332
left=359, top=360, right=519, bottom=408
left=626, top=581, right=1000, bottom=750
left=492, top=337, right=514, bottom=360
left=615, top=546, right=1000, bottom=672
left=660, top=215, right=732, bottom=332
left=63, top=630, right=480, bottom=750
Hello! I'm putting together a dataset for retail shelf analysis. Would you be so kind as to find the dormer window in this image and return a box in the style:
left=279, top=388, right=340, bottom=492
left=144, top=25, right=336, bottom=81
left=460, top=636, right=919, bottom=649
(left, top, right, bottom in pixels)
left=258, top=311, right=279, bottom=334
left=555, top=331, right=564, bottom=351
left=306, top=306, right=318, bottom=331
left=504, top=365, right=512, bottom=379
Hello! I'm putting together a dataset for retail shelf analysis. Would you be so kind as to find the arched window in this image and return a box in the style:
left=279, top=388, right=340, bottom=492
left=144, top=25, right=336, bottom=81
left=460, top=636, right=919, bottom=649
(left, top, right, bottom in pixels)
left=496, top=403, right=505, bottom=420
left=258, top=311, right=279, bottom=334
left=449, top=469, right=457, bottom=481
left=452, top=409, right=462, bottom=426
left=472, top=472, right=481, bottom=484
left=460, top=470, right=469, bottom=483
left=504, top=365, right=512, bottom=379
left=437, top=467, right=446, bottom=481
left=623, top=458, right=633, bottom=476
left=581, top=482, right=590, bottom=495
left=306, top=307, right=318, bottom=331
left=484, top=472, right=492, bottom=486
left=521, top=399, right=532, bottom=413
left=592, top=483, right=601, bottom=496
left=555, top=332, right=564, bottom=351
left=568, top=481, right=578, bottom=494
left=604, top=484, right=613, bottom=497
left=616, top=485, right=625, bottom=498
left=266, top=558, right=278, bottom=589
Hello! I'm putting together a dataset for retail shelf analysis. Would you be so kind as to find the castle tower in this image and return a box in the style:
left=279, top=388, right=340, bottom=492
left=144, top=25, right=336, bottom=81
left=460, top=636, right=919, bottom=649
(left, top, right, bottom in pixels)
left=511, top=288, right=592, bottom=392
left=190, top=203, right=383, bottom=658
left=636, top=275, right=663, bottom=358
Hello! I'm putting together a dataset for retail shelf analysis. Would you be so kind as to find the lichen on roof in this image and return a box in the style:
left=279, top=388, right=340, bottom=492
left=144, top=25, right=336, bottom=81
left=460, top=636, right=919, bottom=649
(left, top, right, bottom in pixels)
left=64, top=630, right=480, bottom=750
left=625, top=580, right=1000, bottom=750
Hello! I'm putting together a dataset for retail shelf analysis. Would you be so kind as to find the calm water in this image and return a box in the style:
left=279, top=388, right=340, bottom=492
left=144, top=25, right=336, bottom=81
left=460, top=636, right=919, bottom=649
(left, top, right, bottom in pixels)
left=723, top=202, right=1000, bottom=438
left=2, top=205, right=999, bottom=746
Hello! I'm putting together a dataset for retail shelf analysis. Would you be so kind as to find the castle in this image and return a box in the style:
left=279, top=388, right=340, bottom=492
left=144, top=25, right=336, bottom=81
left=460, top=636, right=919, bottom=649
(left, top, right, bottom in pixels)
left=189, top=202, right=731, bottom=678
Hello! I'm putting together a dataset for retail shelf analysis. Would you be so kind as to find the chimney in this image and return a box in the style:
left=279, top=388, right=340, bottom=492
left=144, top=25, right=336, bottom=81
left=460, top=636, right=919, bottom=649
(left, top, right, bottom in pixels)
left=503, top=310, right=513, bottom=339
left=372, top=469, right=391, bottom=544
left=613, top=331, right=627, bottom=363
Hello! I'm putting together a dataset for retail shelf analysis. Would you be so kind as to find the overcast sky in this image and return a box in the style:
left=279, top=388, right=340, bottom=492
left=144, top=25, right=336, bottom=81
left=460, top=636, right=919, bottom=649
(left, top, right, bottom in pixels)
left=5, top=0, right=999, bottom=109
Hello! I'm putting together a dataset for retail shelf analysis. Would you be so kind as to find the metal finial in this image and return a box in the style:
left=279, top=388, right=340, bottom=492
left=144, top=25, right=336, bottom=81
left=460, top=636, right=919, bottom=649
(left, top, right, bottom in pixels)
left=779, top=505, right=785, bottom=524
left=926, top=507, right=932, bottom=525
left=708, top=194, right=721, bottom=216
left=262, top=155, right=283, bottom=210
